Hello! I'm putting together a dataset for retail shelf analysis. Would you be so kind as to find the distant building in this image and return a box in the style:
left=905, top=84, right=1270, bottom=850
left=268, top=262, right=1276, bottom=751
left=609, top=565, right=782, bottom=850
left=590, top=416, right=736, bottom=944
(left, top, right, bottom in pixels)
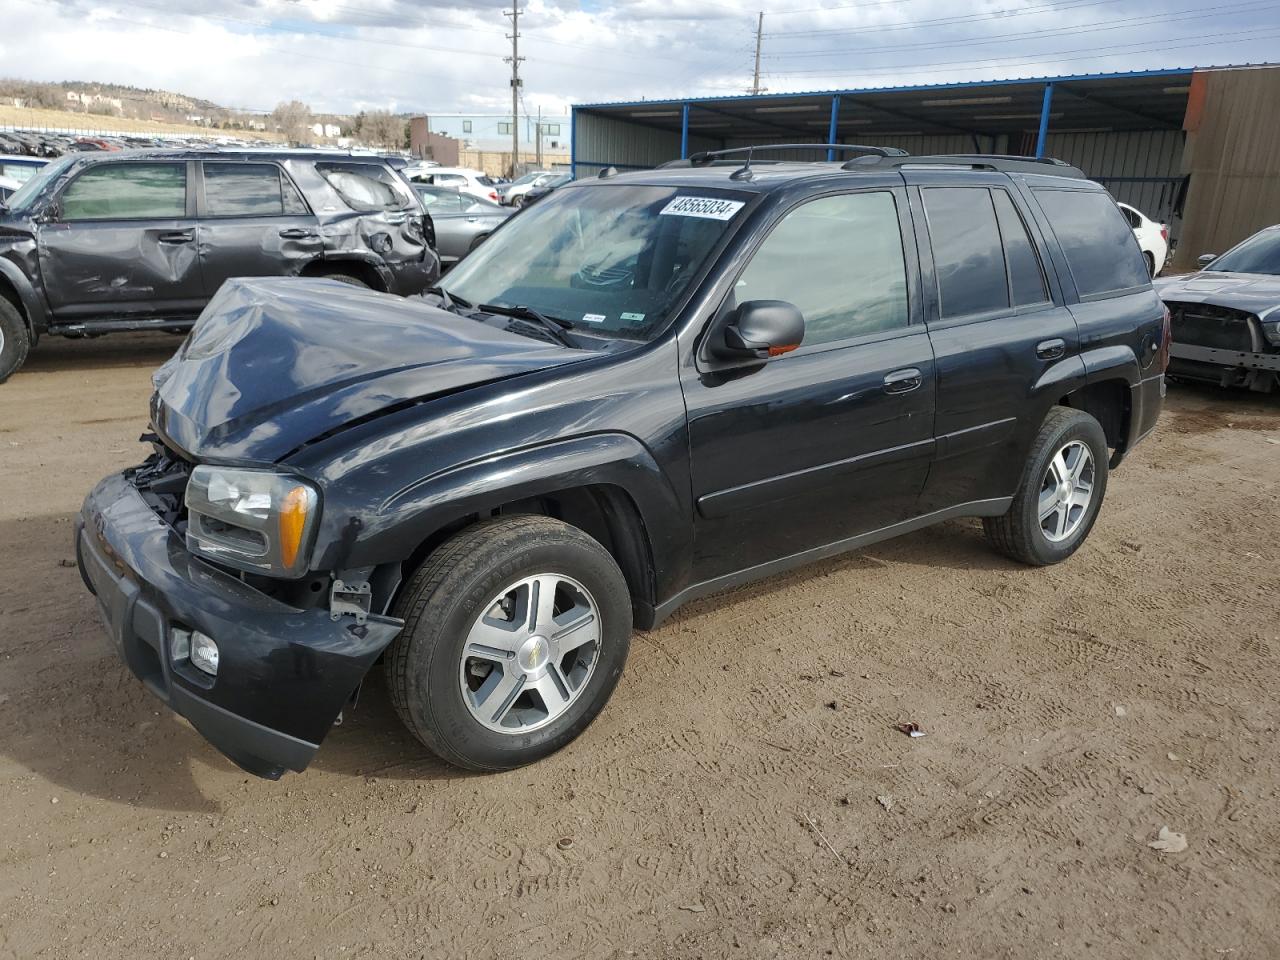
left=310, top=122, right=342, bottom=139
left=411, top=112, right=571, bottom=156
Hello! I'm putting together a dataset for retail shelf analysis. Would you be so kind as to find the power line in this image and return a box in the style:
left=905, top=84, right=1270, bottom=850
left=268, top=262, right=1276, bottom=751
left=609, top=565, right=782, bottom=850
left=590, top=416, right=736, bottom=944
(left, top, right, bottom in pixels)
left=763, top=0, right=1280, bottom=59
left=765, top=0, right=1132, bottom=38
left=761, top=25, right=1280, bottom=78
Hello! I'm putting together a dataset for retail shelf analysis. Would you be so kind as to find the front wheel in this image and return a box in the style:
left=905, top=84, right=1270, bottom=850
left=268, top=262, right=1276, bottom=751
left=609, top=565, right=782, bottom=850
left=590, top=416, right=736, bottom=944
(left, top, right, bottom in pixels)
left=386, top=516, right=632, bottom=771
left=983, top=406, right=1109, bottom=565
left=0, top=297, right=31, bottom=384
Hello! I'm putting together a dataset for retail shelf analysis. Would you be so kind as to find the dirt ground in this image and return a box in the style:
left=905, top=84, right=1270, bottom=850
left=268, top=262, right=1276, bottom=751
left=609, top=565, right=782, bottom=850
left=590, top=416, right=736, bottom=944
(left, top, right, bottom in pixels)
left=1, top=333, right=1277, bottom=960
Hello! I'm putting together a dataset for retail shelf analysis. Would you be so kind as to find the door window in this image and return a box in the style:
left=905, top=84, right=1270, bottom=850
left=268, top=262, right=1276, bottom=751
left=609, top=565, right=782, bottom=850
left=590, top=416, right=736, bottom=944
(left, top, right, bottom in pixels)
left=60, top=162, right=186, bottom=220
left=923, top=187, right=1009, bottom=319
left=991, top=189, right=1049, bottom=307
left=1035, top=189, right=1150, bottom=297
left=733, top=191, right=909, bottom=348
left=203, top=162, right=307, bottom=217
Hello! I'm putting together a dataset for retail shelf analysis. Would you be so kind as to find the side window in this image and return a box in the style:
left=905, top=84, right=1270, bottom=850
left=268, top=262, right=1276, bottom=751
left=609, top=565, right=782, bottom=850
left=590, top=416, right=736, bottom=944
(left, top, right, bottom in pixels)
left=315, top=161, right=410, bottom=212
left=991, top=189, right=1049, bottom=307
left=203, top=162, right=301, bottom=217
left=734, top=191, right=909, bottom=348
left=922, top=187, right=1008, bottom=319
left=1035, top=189, right=1149, bottom=297
left=462, top=120, right=473, bottom=133
left=60, top=163, right=186, bottom=220
left=1120, top=205, right=1141, bottom=229
left=281, top=174, right=308, bottom=214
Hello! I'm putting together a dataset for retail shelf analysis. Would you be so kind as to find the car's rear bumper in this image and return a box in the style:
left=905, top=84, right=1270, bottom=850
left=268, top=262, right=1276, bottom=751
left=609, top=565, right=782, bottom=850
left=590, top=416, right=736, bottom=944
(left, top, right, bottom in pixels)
left=76, top=471, right=401, bottom=779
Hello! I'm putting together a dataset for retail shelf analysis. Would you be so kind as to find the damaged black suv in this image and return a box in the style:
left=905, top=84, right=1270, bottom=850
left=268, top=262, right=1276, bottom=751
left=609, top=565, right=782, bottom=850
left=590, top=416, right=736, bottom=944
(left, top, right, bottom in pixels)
left=77, top=146, right=1168, bottom=779
left=0, top=149, right=438, bottom=380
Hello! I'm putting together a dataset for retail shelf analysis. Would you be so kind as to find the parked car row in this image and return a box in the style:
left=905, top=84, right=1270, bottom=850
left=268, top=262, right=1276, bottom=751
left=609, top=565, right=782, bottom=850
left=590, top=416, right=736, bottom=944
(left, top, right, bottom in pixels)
left=0, top=148, right=439, bottom=380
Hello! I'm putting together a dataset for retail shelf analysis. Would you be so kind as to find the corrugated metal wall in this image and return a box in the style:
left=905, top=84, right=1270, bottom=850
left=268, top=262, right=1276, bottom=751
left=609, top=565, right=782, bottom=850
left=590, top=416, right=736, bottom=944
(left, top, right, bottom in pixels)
left=1174, top=68, right=1280, bottom=269
left=573, top=111, right=719, bottom=175
left=1043, top=130, right=1185, bottom=227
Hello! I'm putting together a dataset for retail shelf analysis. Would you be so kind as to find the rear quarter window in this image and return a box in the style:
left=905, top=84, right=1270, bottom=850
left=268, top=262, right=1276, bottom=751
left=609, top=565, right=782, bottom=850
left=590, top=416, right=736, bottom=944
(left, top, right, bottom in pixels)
left=314, top=161, right=411, bottom=212
left=1035, top=189, right=1149, bottom=298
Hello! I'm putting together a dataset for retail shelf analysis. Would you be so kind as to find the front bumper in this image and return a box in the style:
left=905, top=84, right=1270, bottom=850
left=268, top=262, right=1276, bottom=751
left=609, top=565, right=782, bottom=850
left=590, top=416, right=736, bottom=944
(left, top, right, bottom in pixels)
left=76, top=471, right=402, bottom=779
left=1169, top=342, right=1280, bottom=384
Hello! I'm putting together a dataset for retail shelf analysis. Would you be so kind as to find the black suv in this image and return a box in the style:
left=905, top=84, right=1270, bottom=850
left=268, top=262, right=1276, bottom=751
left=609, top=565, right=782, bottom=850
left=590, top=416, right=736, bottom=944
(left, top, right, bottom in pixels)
left=76, top=146, right=1168, bottom=779
left=0, top=149, right=438, bottom=380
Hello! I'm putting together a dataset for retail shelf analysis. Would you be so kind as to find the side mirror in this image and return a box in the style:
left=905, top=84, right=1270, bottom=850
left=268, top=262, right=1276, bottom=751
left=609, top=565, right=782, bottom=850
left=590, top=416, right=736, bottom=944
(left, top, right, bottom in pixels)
left=715, top=299, right=804, bottom=360
left=1197, top=253, right=1217, bottom=269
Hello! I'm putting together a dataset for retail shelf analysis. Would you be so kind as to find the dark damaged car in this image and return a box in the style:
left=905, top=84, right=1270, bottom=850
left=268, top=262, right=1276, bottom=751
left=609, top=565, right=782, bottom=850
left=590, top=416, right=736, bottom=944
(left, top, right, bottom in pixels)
left=0, top=149, right=438, bottom=381
left=1156, top=224, right=1280, bottom=392
left=76, top=149, right=1166, bottom=779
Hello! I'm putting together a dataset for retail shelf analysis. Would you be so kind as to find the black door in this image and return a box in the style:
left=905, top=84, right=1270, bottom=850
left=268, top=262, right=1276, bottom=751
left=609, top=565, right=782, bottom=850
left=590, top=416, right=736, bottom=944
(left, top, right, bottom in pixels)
left=902, top=173, right=1084, bottom=513
left=196, top=161, right=323, bottom=298
left=682, top=187, right=936, bottom=582
left=38, top=160, right=204, bottom=322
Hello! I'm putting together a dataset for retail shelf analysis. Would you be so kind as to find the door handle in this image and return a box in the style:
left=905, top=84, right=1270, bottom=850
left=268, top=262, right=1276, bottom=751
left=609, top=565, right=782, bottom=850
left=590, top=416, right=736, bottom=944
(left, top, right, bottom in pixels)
left=883, top=367, right=923, bottom=394
left=158, top=230, right=194, bottom=244
left=278, top=227, right=317, bottom=239
left=1036, top=338, right=1066, bottom=360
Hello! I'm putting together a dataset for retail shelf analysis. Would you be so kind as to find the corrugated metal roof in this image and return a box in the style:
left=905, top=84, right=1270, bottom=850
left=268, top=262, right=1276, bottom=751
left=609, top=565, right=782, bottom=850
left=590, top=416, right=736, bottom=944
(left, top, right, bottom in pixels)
left=574, top=63, right=1279, bottom=110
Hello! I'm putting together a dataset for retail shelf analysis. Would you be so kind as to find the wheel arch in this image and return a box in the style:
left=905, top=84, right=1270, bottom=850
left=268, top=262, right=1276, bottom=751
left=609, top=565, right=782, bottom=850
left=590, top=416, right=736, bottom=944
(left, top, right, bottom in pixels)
left=300, top=255, right=391, bottom=292
left=1057, top=377, right=1132, bottom=465
left=0, top=258, right=47, bottom=339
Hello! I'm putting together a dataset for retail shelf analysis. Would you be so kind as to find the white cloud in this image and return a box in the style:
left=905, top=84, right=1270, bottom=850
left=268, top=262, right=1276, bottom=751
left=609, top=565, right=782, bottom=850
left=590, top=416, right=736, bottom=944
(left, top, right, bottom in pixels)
left=2, top=0, right=1278, bottom=116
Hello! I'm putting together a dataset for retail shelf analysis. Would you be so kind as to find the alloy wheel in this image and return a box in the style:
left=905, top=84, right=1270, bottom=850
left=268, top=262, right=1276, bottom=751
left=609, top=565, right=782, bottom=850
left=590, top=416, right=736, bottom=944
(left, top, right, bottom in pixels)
left=1038, top=439, right=1095, bottom=542
left=459, top=573, right=601, bottom=734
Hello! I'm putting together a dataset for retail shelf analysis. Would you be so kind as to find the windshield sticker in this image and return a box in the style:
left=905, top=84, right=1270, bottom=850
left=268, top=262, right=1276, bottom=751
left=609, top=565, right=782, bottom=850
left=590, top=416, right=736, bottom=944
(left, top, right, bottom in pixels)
left=582, top=313, right=607, bottom=324
left=620, top=312, right=646, bottom=324
left=660, top=196, right=746, bottom=221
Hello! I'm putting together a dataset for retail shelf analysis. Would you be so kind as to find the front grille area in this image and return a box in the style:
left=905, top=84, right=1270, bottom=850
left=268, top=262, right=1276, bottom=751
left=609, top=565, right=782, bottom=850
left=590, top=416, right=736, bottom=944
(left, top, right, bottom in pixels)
left=126, top=440, right=191, bottom=535
left=1167, top=300, right=1259, bottom=352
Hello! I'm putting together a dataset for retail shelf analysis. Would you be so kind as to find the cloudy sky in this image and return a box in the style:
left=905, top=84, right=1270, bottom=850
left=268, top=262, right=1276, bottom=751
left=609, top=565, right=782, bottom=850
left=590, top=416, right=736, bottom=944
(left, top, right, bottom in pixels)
left=6, top=0, right=1280, bottom=117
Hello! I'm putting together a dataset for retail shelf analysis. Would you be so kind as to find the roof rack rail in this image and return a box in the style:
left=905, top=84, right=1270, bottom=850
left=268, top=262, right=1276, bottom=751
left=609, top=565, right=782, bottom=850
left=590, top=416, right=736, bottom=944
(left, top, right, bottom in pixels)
left=681, top=143, right=909, bottom=166
left=845, top=153, right=1087, bottom=178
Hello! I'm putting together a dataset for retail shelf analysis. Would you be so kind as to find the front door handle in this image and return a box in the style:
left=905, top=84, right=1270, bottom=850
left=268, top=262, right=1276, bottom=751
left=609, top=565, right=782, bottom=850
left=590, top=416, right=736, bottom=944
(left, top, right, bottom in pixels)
left=1036, top=338, right=1066, bottom=360
left=278, top=227, right=317, bottom=239
left=158, top=230, right=194, bottom=244
left=883, top=367, right=923, bottom=394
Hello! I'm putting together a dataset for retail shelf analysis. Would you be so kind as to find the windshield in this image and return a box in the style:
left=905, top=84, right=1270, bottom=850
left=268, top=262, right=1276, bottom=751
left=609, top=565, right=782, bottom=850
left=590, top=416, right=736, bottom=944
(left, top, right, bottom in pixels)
left=3, top=154, right=74, bottom=213
left=442, top=183, right=749, bottom=340
left=1207, top=228, right=1280, bottom=275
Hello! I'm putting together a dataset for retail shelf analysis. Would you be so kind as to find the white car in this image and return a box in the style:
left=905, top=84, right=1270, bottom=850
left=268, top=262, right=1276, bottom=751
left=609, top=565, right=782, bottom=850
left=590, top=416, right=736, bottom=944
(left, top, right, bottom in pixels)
left=1117, top=201, right=1169, bottom=277
left=499, top=170, right=558, bottom=207
left=407, top=166, right=499, bottom=203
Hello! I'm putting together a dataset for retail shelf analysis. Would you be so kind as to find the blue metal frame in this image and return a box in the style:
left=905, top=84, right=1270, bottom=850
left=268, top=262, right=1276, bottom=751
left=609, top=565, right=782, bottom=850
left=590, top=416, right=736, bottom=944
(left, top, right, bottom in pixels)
left=574, top=64, right=1218, bottom=110
left=680, top=103, right=690, bottom=160
left=1035, top=82, right=1055, bottom=159
left=826, top=96, right=840, bottom=161
left=570, top=107, right=578, bottom=179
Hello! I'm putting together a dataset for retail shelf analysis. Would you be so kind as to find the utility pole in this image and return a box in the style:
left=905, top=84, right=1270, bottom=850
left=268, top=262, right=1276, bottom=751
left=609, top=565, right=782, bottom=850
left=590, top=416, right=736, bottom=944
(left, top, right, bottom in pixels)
left=535, top=105, right=543, bottom=169
left=504, top=5, right=524, bottom=177
left=750, top=12, right=765, bottom=96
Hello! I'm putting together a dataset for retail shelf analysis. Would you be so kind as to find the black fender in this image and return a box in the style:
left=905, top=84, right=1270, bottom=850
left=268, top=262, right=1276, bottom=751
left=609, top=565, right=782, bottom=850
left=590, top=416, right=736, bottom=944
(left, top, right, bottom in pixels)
left=0, top=255, right=50, bottom=336
left=1080, top=344, right=1142, bottom=387
left=324, top=432, right=690, bottom=620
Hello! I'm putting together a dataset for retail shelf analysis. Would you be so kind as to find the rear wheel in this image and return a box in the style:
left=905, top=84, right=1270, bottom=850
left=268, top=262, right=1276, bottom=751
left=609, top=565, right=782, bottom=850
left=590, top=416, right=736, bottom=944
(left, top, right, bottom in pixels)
left=0, top=297, right=31, bottom=383
left=317, top=272, right=368, bottom=288
left=983, top=406, right=1109, bottom=565
left=386, top=516, right=632, bottom=771
left=467, top=233, right=491, bottom=253
left=1144, top=251, right=1156, bottom=277
left=512, top=195, right=526, bottom=209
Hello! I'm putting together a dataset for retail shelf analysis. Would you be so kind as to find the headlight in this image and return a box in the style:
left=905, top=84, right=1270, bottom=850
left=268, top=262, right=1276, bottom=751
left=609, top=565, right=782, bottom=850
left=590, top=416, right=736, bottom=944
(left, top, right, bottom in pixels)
left=1263, top=319, right=1280, bottom=346
left=184, top=466, right=320, bottom=577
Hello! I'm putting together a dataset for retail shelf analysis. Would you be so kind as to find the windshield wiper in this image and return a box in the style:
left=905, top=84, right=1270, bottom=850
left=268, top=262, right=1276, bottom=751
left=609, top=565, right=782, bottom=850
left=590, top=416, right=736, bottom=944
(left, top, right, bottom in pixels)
left=427, top=285, right=471, bottom=311
left=479, top=303, right=577, bottom=348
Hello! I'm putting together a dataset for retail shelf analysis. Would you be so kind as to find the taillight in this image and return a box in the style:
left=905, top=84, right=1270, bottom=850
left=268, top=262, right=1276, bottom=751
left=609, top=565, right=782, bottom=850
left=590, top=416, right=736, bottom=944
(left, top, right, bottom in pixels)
left=1157, top=305, right=1172, bottom=372
left=1160, top=224, right=1169, bottom=243
left=488, top=191, right=499, bottom=201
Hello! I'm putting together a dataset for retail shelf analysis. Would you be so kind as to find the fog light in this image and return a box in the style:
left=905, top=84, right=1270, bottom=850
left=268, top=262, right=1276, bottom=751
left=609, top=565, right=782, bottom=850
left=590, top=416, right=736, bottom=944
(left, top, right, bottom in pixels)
left=190, top=631, right=219, bottom=676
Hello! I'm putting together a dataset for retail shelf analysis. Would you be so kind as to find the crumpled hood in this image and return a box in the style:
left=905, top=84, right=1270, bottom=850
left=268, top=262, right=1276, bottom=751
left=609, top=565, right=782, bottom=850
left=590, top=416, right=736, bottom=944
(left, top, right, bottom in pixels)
left=1154, top=271, right=1280, bottom=319
left=152, top=277, right=582, bottom=462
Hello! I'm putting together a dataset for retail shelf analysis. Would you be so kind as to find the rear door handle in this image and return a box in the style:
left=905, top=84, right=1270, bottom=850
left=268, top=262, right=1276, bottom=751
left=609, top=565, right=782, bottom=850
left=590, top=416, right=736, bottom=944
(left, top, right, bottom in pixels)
left=1036, top=338, right=1066, bottom=360
left=158, top=230, right=194, bottom=244
left=883, top=367, right=923, bottom=394
left=278, top=227, right=317, bottom=239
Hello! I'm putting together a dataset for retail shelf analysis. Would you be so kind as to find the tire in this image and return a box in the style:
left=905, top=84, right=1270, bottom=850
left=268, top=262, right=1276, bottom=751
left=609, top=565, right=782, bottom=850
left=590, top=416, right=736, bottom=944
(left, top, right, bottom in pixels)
left=512, top=195, right=525, bottom=209
left=983, top=406, right=1110, bottom=566
left=467, top=233, right=490, bottom=253
left=386, top=515, right=633, bottom=771
left=0, top=297, right=31, bottom=384
left=1144, top=251, right=1156, bottom=277
left=318, top=272, right=368, bottom=288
